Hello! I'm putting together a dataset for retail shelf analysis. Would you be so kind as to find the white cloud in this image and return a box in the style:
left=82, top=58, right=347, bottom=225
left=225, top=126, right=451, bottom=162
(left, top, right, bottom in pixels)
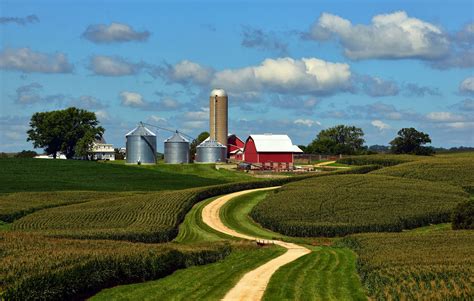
left=294, top=119, right=320, bottom=127
left=426, top=112, right=466, bottom=122
left=0, top=47, right=73, bottom=73
left=149, top=115, right=167, bottom=123
left=183, top=108, right=209, bottom=121
left=120, top=91, right=145, bottom=107
left=309, top=11, right=449, bottom=60
left=212, top=57, right=351, bottom=95
left=371, top=119, right=391, bottom=130
left=95, top=110, right=110, bottom=121
left=89, top=55, right=141, bottom=76
left=459, top=77, right=474, bottom=95
left=82, top=22, right=150, bottom=43
left=169, top=60, right=213, bottom=85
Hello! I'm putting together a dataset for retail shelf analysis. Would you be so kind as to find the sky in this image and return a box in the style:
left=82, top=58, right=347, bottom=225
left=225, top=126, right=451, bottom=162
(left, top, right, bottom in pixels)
left=1, top=0, right=473, bottom=152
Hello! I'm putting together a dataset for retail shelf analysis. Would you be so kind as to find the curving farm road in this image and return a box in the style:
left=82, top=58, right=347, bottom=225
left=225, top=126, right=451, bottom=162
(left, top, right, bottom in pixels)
left=201, top=187, right=311, bottom=301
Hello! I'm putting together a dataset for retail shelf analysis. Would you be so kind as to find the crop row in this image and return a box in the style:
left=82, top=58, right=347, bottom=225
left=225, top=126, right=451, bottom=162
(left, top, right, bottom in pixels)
left=338, top=231, right=474, bottom=300
left=251, top=174, right=468, bottom=237
left=10, top=166, right=379, bottom=243
left=371, top=156, right=474, bottom=193
left=0, top=231, right=231, bottom=301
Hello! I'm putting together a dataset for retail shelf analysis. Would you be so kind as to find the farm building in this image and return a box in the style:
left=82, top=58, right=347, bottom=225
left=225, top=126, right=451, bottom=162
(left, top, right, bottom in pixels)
left=91, top=138, right=115, bottom=161
left=227, top=134, right=244, bottom=160
left=243, top=134, right=303, bottom=166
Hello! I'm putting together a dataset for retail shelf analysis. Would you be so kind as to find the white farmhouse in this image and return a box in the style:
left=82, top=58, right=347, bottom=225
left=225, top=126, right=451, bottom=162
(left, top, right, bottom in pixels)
left=91, top=138, right=115, bottom=161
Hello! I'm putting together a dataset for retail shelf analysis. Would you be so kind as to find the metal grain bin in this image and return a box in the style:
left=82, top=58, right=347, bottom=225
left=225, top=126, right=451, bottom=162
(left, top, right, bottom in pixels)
left=164, top=131, right=190, bottom=164
left=125, top=123, right=157, bottom=164
left=195, top=139, right=227, bottom=163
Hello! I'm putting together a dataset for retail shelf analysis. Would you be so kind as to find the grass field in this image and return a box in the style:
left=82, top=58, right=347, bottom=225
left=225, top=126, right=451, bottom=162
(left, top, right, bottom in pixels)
left=339, top=231, right=474, bottom=300
left=0, top=158, right=255, bottom=193
left=91, top=244, right=285, bottom=301
left=0, top=231, right=230, bottom=300
left=264, top=246, right=367, bottom=301
left=251, top=174, right=468, bottom=237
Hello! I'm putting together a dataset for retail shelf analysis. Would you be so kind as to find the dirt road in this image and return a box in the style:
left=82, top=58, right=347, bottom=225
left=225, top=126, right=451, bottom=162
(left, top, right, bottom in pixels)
left=201, top=187, right=311, bottom=301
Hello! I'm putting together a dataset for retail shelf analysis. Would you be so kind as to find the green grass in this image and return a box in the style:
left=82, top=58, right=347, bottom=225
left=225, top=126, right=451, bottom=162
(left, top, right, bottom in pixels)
left=0, top=158, right=254, bottom=193
left=0, top=220, right=11, bottom=231
left=405, top=223, right=451, bottom=233
left=339, top=231, right=474, bottom=300
left=90, top=245, right=286, bottom=301
left=251, top=174, right=468, bottom=237
left=173, top=197, right=235, bottom=243
left=264, top=246, right=367, bottom=301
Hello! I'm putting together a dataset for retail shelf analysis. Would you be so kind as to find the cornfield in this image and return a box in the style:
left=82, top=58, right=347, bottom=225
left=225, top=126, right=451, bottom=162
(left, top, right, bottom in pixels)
left=337, top=154, right=422, bottom=166
left=251, top=174, right=468, bottom=237
left=338, top=231, right=474, bottom=300
left=0, top=231, right=230, bottom=300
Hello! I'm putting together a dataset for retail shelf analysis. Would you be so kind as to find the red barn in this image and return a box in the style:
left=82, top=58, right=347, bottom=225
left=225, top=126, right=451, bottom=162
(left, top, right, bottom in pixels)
left=243, top=134, right=303, bottom=165
left=227, top=134, right=245, bottom=159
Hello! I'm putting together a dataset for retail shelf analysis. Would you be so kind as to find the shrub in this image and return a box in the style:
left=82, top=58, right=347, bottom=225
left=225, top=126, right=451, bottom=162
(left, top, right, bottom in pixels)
left=452, top=199, right=474, bottom=230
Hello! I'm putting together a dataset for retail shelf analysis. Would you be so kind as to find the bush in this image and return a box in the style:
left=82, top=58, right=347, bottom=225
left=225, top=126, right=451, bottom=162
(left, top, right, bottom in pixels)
left=452, top=199, right=474, bottom=230
left=14, top=150, right=38, bottom=158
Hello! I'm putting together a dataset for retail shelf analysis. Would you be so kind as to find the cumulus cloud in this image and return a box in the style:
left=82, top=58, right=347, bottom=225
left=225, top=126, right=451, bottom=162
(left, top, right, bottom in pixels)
left=356, top=75, right=399, bottom=97
left=371, top=119, right=391, bottom=130
left=425, top=112, right=467, bottom=122
left=294, top=119, right=321, bottom=127
left=451, top=99, right=474, bottom=111
left=308, top=11, right=449, bottom=60
left=89, top=55, right=143, bottom=76
left=459, top=77, right=474, bottom=95
left=0, top=48, right=73, bottom=73
left=212, top=57, right=351, bottom=95
left=82, top=22, right=150, bottom=43
left=345, top=102, right=420, bottom=121
left=403, top=83, right=441, bottom=97
left=94, top=110, right=110, bottom=121
left=272, top=96, right=320, bottom=115
left=0, top=15, right=39, bottom=25
left=152, top=60, right=214, bottom=86
left=454, top=23, right=474, bottom=49
left=119, top=91, right=181, bottom=111
left=241, top=26, right=288, bottom=55
left=13, top=82, right=43, bottom=104
left=68, top=95, right=107, bottom=110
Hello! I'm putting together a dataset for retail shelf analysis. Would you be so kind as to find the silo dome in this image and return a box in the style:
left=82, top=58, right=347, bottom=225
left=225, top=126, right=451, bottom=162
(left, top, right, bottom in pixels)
left=210, top=88, right=227, bottom=97
left=195, top=139, right=227, bottom=163
left=164, top=131, right=190, bottom=164
left=125, top=123, right=157, bottom=164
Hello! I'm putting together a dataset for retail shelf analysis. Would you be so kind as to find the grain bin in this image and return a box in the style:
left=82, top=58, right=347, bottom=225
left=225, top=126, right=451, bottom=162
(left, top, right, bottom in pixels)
left=195, top=139, right=227, bottom=163
left=209, top=88, right=228, bottom=147
left=125, top=122, right=157, bottom=164
left=164, top=131, right=190, bottom=164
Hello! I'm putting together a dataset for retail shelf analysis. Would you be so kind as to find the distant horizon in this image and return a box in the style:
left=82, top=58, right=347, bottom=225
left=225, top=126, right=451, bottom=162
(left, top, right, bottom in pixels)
left=1, top=0, right=473, bottom=152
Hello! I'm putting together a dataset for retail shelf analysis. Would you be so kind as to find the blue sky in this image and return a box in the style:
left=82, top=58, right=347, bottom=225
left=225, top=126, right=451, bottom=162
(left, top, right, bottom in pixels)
left=1, top=0, right=473, bottom=152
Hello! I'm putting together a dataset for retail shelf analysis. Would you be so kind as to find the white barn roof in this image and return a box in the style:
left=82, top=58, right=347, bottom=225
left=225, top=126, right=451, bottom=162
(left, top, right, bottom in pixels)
left=248, top=134, right=303, bottom=153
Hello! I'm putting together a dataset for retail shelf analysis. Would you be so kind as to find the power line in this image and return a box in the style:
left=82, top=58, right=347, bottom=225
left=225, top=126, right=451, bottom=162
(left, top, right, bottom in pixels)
left=140, top=122, right=196, bottom=141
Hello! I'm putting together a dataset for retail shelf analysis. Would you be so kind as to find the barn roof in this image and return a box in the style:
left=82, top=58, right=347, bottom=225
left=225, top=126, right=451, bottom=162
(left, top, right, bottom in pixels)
left=247, top=134, right=303, bottom=153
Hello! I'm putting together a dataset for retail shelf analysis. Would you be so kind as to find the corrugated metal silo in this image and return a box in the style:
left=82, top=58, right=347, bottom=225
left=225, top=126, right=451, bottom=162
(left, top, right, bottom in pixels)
left=125, top=123, right=157, bottom=164
left=164, top=131, right=190, bottom=164
left=195, top=139, right=227, bottom=163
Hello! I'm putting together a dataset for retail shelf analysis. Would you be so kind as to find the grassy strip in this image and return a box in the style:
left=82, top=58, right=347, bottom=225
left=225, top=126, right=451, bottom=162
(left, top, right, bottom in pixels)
left=263, top=246, right=367, bottom=301
left=0, top=232, right=231, bottom=301
left=0, top=158, right=254, bottom=193
left=90, top=244, right=286, bottom=301
left=337, top=154, right=423, bottom=167
left=173, top=197, right=235, bottom=243
left=338, top=231, right=474, bottom=300
left=251, top=174, right=468, bottom=237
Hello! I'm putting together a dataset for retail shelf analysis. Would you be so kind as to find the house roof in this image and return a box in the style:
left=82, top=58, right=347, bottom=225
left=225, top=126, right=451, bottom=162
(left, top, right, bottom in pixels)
left=247, top=134, right=303, bottom=153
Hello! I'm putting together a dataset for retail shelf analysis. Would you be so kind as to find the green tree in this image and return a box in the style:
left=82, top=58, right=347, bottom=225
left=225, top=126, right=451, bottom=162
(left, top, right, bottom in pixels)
left=452, top=199, right=474, bottom=230
left=308, top=125, right=365, bottom=155
left=27, top=107, right=104, bottom=159
left=14, top=150, right=38, bottom=158
left=190, top=131, right=210, bottom=160
left=390, top=128, right=434, bottom=155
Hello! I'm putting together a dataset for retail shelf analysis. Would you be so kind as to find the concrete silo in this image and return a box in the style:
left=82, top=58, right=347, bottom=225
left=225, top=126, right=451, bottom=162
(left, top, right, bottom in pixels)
left=209, top=88, right=228, bottom=146
left=164, top=131, right=190, bottom=164
left=125, top=122, right=156, bottom=164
